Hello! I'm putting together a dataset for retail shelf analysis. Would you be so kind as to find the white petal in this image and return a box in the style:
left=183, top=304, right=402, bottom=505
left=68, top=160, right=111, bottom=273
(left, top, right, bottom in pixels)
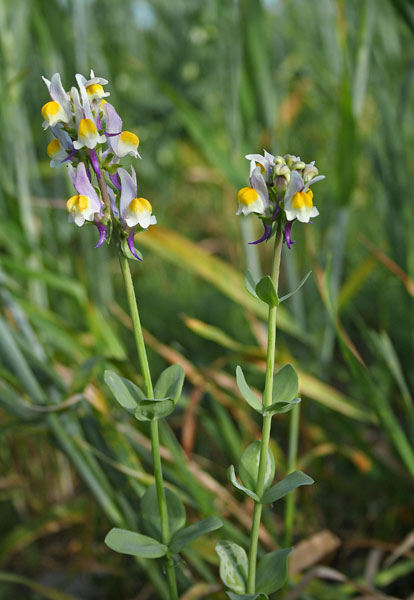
left=302, top=175, right=325, bottom=191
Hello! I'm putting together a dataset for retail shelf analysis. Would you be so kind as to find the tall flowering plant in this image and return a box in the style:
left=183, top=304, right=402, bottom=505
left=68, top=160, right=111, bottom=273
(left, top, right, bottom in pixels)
left=42, top=71, right=222, bottom=600
left=215, top=151, right=324, bottom=599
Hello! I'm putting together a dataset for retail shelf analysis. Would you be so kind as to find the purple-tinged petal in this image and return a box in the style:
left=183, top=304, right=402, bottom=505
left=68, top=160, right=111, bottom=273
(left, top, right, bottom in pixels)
left=49, top=73, right=71, bottom=118
left=250, top=166, right=269, bottom=211
left=107, top=186, right=119, bottom=218
left=74, top=163, right=102, bottom=211
left=109, top=171, right=121, bottom=191
left=284, top=221, right=296, bottom=249
left=103, top=103, right=122, bottom=153
left=127, top=230, right=142, bottom=261
left=50, top=125, right=73, bottom=151
left=89, top=149, right=101, bottom=179
left=249, top=222, right=272, bottom=245
left=94, top=223, right=107, bottom=248
left=118, top=167, right=137, bottom=218
left=67, top=163, right=76, bottom=185
left=272, top=200, right=280, bottom=219
left=71, top=87, right=83, bottom=128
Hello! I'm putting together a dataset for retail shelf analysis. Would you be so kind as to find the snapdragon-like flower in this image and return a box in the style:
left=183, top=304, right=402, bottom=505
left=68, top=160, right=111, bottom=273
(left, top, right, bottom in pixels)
left=67, top=163, right=103, bottom=226
left=236, top=162, right=269, bottom=216
left=118, top=167, right=157, bottom=229
left=284, top=170, right=325, bottom=223
left=237, top=149, right=325, bottom=248
left=42, top=70, right=156, bottom=259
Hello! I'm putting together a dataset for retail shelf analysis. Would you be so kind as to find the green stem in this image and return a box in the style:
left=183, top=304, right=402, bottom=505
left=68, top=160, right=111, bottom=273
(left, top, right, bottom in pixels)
left=118, top=243, right=178, bottom=599
left=247, top=225, right=283, bottom=593
left=284, top=403, right=300, bottom=547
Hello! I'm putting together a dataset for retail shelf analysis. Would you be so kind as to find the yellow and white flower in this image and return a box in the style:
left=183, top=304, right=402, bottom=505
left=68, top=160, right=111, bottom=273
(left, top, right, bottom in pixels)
left=236, top=162, right=269, bottom=216
left=66, top=163, right=103, bottom=226
left=284, top=170, right=325, bottom=223
left=41, top=73, right=71, bottom=129
left=73, top=118, right=106, bottom=150
left=118, top=167, right=156, bottom=229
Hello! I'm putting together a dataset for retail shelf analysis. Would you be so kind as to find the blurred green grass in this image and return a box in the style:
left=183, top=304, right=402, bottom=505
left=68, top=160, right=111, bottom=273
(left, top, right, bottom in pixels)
left=0, top=0, right=414, bottom=598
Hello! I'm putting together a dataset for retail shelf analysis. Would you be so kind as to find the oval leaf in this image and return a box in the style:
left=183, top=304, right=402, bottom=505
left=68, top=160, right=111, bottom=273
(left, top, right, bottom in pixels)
left=141, top=485, right=186, bottom=540
left=135, top=397, right=175, bottom=421
left=255, top=276, right=279, bottom=307
left=264, top=397, right=301, bottom=416
left=170, top=516, right=222, bottom=553
left=238, top=441, right=275, bottom=493
left=104, top=370, right=145, bottom=412
left=154, top=364, right=185, bottom=403
left=105, top=528, right=167, bottom=558
left=236, top=366, right=263, bottom=414
left=261, top=471, right=314, bottom=504
left=227, top=465, right=260, bottom=502
left=271, top=364, right=298, bottom=405
left=216, top=540, right=248, bottom=593
left=256, top=547, right=292, bottom=594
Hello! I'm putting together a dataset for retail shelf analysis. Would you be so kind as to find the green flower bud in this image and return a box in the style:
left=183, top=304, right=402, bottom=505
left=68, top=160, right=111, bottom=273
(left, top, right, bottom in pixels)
left=274, top=155, right=286, bottom=165
left=273, top=163, right=291, bottom=190
left=303, top=163, right=319, bottom=183
left=284, top=154, right=300, bottom=168
left=292, top=160, right=306, bottom=170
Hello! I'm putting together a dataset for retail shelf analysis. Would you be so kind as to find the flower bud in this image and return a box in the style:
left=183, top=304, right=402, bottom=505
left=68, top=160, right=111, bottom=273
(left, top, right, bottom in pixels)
left=284, top=154, right=300, bottom=168
left=273, top=163, right=291, bottom=190
left=273, top=155, right=286, bottom=165
left=292, top=160, right=306, bottom=171
left=303, top=163, right=319, bottom=183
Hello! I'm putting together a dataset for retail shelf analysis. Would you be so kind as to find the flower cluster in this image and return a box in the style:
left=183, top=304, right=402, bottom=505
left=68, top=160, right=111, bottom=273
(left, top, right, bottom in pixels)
left=41, top=71, right=156, bottom=259
left=236, top=151, right=325, bottom=248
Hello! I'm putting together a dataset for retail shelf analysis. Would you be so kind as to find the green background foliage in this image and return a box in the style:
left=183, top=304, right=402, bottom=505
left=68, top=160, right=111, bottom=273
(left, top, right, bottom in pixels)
left=0, top=0, right=413, bottom=598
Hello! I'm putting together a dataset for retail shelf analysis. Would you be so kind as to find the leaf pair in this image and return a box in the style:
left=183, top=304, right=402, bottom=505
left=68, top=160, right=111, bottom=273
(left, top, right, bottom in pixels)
left=216, top=540, right=291, bottom=596
left=236, top=364, right=300, bottom=416
left=106, top=485, right=222, bottom=558
left=104, top=363, right=185, bottom=422
left=245, top=269, right=312, bottom=306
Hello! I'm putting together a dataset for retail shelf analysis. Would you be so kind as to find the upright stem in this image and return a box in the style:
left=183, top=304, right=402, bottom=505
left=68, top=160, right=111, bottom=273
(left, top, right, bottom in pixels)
left=247, top=225, right=283, bottom=593
left=284, top=403, right=300, bottom=547
left=99, top=150, right=179, bottom=599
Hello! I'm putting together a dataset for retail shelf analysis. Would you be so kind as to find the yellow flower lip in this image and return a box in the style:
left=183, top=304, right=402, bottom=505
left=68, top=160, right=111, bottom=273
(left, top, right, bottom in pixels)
left=41, top=101, right=60, bottom=120
left=292, top=189, right=313, bottom=210
left=237, top=186, right=259, bottom=206
left=78, top=118, right=98, bottom=138
left=47, top=138, right=61, bottom=158
left=120, top=131, right=139, bottom=146
left=66, top=194, right=89, bottom=213
left=86, top=83, right=104, bottom=96
left=129, top=197, right=152, bottom=214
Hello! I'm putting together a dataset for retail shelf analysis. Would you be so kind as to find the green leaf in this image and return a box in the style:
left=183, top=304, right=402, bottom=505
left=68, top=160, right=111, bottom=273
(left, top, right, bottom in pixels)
left=104, top=370, right=145, bottom=412
left=105, top=528, right=167, bottom=558
left=279, top=271, right=312, bottom=303
left=271, top=364, right=298, bottom=405
left=261, top=471, right=314, bottom=504
left=169, top=516, right=222, bottom=553
left=154, top=364, right=185, bottom=403
left=238, top=441, right=275, bottom=493
left=120, top=236, right=143, bottom=261
left=256, top=548, right=292, bottom=594
left=215, top=540, right=248, bottom=593
left=264, top=397, right=301, bottom=416
left=226, top=594, right=268, bottom=600
left=236, top=366, right=263, bottom=413
left=244, top=269, right=258, bottom=298
left=227, top=465, right=260, bottom=502
left=255, top=276, right=279, bottom=307
left=134, top=397, right=175, bottom=421
left=141, top=485, right=186, bottom=540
